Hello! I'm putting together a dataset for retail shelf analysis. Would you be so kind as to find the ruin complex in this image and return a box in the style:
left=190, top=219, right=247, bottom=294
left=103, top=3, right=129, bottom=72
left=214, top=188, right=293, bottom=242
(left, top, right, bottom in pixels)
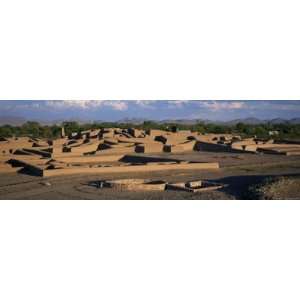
left=1, top=127, right=300, bottom=177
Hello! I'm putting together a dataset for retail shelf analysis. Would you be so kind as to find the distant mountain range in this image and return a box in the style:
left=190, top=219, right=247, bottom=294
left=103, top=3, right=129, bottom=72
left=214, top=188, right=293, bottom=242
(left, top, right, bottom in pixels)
left=116, top=117, right=300, bottom=125
left=1, top=115, right=300, bottom=126
left=0, top=116, right=27, bottom=126
left=155, top=118, right=300, bottom=125
left=223, top=117, right=300, bottom=125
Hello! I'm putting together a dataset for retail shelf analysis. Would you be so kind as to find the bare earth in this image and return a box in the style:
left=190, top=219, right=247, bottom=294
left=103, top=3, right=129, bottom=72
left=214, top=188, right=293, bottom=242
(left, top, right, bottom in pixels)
left=1, top=151, right=300, bottom=200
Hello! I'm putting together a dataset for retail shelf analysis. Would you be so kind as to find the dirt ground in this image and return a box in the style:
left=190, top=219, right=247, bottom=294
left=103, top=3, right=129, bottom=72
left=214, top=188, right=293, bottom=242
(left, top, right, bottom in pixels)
left=1, top=151, right=300, bottom=200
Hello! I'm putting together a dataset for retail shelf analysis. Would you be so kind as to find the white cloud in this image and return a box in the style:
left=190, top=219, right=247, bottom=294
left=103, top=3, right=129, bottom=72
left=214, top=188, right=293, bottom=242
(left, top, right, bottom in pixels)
left=44, top=100, right=128, bottom=111
left=103, top=101, right=128, bottom=111
left=0, top=101, right=42, bottom=110
left=201, top=101, right=247, bottom=111
left=134, top=100, right=155, bottom=109
left=45, top=100, right=102, bottom=109
left=167, top=100, right=188, bottom=109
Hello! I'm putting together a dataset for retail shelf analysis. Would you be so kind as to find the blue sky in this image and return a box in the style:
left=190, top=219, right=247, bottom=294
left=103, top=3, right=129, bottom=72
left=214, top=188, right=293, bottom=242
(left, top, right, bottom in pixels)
left=0, top=100, right=299, bottom=122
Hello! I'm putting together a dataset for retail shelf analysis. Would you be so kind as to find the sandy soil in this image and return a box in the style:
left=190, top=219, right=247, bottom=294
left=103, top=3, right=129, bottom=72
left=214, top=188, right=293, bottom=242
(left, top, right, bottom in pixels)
left=1, top=151, right=300, bottom=200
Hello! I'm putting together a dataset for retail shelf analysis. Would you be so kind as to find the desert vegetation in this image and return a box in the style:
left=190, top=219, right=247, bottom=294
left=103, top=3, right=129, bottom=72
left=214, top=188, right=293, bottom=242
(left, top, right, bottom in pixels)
left=1, top=120, right=300, bottom=141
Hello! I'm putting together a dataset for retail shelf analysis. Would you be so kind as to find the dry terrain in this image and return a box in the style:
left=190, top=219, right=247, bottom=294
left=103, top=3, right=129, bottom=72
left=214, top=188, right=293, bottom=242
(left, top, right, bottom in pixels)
left=2, top=128, right=300, bottom=199
left=1, top=151, right=300, bottom=200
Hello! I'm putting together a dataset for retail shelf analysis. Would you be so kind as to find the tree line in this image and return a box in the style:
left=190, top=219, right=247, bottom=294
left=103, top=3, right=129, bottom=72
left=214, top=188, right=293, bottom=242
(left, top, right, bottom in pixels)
left=0, top=121, right=300, bottom=140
